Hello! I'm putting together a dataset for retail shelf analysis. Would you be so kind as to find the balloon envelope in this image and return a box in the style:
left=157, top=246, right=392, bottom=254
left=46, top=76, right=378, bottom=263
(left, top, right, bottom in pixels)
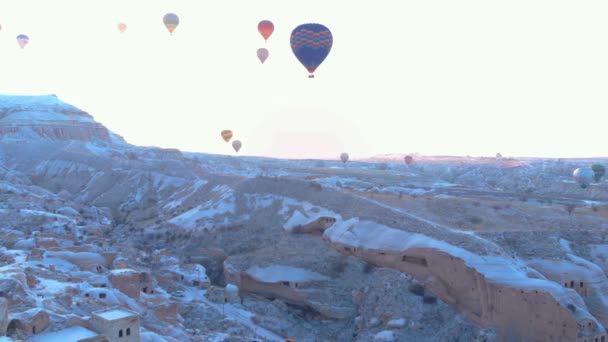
left=340, top=153, right=349, bottom=163
left=257, top=48, right=269, bottom=63
left=258, top=20, right=274, bottom=41
left=117, top=22, right=127, bottom=33
left=163, top=13, right=179, bottom=33
left=573, top=167, right=594, bottom=188
left=404, top=156, right=414, bottom=165
left=16, top=34, right=29, bottom=49
left=221, top=130, right=233, bottom=143
left=232, top=140, right=242, bottom=153
left=290, top=23, right=333, bottom=78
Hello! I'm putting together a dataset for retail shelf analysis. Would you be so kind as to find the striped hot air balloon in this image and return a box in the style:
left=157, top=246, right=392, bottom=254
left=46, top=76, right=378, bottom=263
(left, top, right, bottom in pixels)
left=163, top=13, right=179, bottom=34
left=221, top=130, right=233, bottom=142
left=258, top=20, right=274, bottom=42
left=257, top=48, right=269, bottom=64
left=290, top=23, right=333, bottom=78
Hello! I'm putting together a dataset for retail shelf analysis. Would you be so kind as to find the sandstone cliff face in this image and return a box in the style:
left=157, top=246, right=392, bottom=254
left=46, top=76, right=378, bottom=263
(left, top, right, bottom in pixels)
left=323, top=218, right=607, bottom=342
left=0, top=95, right=119, bottom=143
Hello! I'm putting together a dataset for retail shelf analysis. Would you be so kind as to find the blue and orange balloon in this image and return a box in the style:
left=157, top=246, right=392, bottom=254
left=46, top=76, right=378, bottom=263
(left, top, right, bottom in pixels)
left=290, top=23, right=333, bottom=78
left=163, top=13, right=179, bottom=34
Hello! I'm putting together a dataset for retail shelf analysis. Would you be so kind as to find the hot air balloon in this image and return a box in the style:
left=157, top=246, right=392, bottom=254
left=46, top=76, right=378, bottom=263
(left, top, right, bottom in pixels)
left=163, top=13, right=179, bottom=34
left=590, top=164, right=606, bottom=182
left=573, top=167, right=594, bottom=189
left=117, top=22, right=127, bottom=33
left=232, top=140, right=242, bottom=153
left=258, top=20, right=274, bottom=42
left=257, top=48, right=269, bottom=64
left=221, top=130, right=233, bottom=143
left=404, top=156, right=414, bottom=165
left=16, top=34, right=29, bottom=49
left=340, top=152, right=349, bottom=163
left=290, top=23, right=333, bottom=78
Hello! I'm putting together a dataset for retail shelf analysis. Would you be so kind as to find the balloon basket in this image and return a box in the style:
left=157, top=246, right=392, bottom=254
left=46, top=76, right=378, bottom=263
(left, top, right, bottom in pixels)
left=308, top=75, right=315, bottom=79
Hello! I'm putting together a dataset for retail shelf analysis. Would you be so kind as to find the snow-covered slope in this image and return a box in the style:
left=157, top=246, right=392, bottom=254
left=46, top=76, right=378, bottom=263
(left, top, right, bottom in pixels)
left=0, top=94, right=126, bottom=143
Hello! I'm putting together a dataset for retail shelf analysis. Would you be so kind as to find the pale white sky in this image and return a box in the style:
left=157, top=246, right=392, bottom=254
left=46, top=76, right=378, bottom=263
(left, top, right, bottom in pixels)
left=0, top=0, right=607, bottom=159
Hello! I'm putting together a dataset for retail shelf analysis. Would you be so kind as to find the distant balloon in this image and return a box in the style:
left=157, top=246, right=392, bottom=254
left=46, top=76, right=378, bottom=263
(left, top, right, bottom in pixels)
left=232, top=140, right=242, bottom=153
left=590, top=164, right=606, bottom=183
left=340, top=152, right=349, bottom=163
left=404, top=155, right=414, bottom=165
left=117, top=22, right=127, bottom=33
left=0, top=24, right=2, bottom=32
left=163, top=13, right=179, bottom=34
left=258, top=20, right=274, bottom=42
left=257, top=48, right=269, bottom=64
left=290, top=23, right=333, bottom=78
left=221, top=130, right=233, bottom=143
left=16, top=34, right=29, bottom=49
left=573, top=167, right=594, bottom=189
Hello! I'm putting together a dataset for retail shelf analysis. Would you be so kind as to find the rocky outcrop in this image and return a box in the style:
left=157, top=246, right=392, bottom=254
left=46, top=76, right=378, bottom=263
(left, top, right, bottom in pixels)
left=0, top=298, right=8, bottom=336
left=0, top=95, right=119, bottom=143
left=323, top=218, right=607, bottom=342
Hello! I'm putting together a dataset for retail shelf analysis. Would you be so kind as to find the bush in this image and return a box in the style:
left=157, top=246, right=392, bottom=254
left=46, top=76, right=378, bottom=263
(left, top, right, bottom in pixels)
left=363, top=262, right=375, bottom=274
left=469, top=216, right=483, bottom=225
left=422, top=295, right=437, bottom=304
left=408, top=283, right=425, bottom=297
left=564, top=204, right=576, bottom=215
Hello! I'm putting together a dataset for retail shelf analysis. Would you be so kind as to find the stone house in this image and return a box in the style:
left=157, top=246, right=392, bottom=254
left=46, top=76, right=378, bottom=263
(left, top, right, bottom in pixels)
left=89, top=307, right=140, bottom=342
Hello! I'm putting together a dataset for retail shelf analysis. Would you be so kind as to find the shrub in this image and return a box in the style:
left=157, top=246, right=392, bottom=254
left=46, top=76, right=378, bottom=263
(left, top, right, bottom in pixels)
left=408, top=283, right=425, bottom=297
left=469, top=216, right=483, bottom=225
left=423, top=295, right=437, bottom=304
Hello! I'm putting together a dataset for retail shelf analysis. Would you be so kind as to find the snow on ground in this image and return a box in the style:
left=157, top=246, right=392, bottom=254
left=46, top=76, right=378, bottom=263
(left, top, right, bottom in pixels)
left=96, top=307, right=137, bottom=320
left=559, top=239, right=573, bottom=253
left=244, top=193, right=278, bottom=211
left=141, top=331, right=176, bottom=342
left=314, top=176, right=374, bottom=191
left=163, top=179, right=209, bottom=209
left=169, top=188, right=236, bottom=230
left=29, top=326, right=99, bottom=342
left=34, top=278, right=73, bottom=295
left=84, top=142, right=112, bottom=156
left=246, top=265, right=329, bottom=283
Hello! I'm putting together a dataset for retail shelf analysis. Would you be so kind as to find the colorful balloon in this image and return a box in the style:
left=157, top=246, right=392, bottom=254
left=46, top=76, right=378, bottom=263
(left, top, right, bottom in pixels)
left=404, top=156, right=414, bottom=165
left=573, top=167, right=594, bottom=189
left=590, top=164, right=606, bottom=183
left=117, top=22, right=127, bottom=33
left=258, top=20, right=274, bottom=42
left=221, top=130, right=233, bottom=143
left=232, top=140, right=242, bottom=153
left=163, top=13, right=179, bottom=34
left=340, top=152, right=349, bottom=163
left=257, top=48, right=269, bottom=64
left=290, top=23, right=333, bottom=78
left=16, top=34, right=29, bottom=49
